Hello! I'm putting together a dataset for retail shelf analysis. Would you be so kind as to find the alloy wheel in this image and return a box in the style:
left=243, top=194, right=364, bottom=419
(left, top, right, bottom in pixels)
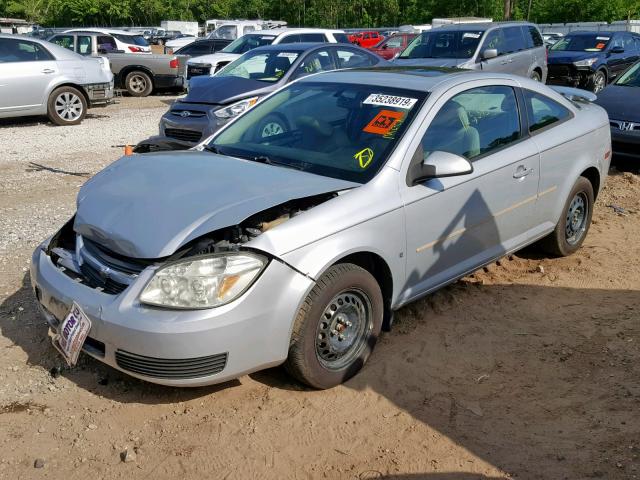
left=54, top=92, right=83, bottom=122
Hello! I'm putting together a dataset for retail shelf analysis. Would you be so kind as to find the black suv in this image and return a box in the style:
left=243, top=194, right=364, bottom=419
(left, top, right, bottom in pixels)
left=173, top=39, right=232, bottom=58
left=547, top=31, right=640, bottom=92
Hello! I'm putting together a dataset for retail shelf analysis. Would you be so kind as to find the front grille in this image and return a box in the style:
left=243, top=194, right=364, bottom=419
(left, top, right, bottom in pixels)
left=187, top=64, right=211, bottom=79
left=170, top=109, right=206, bottom=118
left=115, top=350, right=228, bottom=379
left=165, top=128, right=202, bottom=143
left=548, top=64, right=577, bottom=79
left=79, top=263, right=128, bottom=294
left=613, top=141, right=640, bottom=156
left=610, top=119, right=640, bottom=132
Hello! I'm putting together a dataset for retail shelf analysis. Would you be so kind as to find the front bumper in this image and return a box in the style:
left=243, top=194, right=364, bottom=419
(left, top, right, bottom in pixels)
left=30, top=243, right=313, bottom=386
left=611, top=128, right=640, bottom=160
left=159, top=106, right=230, bottom=145
left=546, top=64, right=594, bottom=88
left=85, top=81, right=115, bottom=107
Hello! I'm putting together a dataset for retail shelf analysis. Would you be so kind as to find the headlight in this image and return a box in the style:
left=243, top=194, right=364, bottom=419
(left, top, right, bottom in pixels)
left=140, top=253, right=266, bottom=309
left=573, top=58, right=598, bottom=67
left=213, top=97, right=259, bottom=119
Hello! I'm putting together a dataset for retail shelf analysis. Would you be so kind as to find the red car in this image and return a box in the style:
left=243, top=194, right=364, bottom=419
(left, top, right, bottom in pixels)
left=350, top=31, right=384, bottom=49
left=369, top=33, right=418, bottom=60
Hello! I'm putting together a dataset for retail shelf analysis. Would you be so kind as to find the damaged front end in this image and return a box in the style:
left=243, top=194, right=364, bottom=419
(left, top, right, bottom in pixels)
left=45, top=192, right=336, bottom=303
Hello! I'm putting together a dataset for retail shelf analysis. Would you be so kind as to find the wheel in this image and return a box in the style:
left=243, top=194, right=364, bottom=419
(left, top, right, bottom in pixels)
left=285, top=263, right=384, bottom=389
left=255, top=113, right=289, bottom=140
left=125, top=71, right=153, bottom=97
left=47, top=86, right=87, bottom=126
left=530, top=70, right=542, bottom=82
left=589, top=70, right=607, bottom=93
left=539, top=177, right=594, bottom=256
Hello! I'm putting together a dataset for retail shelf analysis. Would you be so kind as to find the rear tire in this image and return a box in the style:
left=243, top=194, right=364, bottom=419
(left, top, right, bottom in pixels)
left=285, top=264, right=383, bottom=389
left=539, top=176, right=594, bottom=257
left=125, top=71, right=153, bottom=97
left=47, top=86, right=87, bottom=126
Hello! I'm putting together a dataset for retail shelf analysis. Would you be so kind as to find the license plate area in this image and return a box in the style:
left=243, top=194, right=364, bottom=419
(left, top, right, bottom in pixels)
left=52, top=302, right=92, bottom=366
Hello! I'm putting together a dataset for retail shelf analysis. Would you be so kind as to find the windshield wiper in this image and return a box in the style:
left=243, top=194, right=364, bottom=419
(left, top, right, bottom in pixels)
left=251, top=155, right=306, bottom=171
left=201, top=144, right=221, bottom=154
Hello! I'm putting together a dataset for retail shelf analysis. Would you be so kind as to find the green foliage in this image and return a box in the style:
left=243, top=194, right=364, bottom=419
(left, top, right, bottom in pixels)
left=5, top=0, right=640, bottom=28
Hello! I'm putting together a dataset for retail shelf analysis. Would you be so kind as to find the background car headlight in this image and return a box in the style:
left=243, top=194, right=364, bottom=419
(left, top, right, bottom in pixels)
left=573, top=58, right=598, bottom=67
left=213, top=97, right=259, bottom=119
left=140, top=253, right=266, bottom=309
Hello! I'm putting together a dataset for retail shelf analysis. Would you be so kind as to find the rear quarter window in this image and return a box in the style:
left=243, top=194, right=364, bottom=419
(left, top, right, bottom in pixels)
left=523, top=89, right=572, bottom=132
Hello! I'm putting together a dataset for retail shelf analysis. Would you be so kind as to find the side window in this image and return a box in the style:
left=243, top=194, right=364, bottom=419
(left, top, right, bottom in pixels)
left=611, top=35, right=624, bottom=49
left=523, top=26, right=543, bottom=48
left=635, top=37, right=640, bottom=52
left=77, top=35, right=93, bottom=55
left=292, top=49, right=336, bottom=78
left=333, top=33, right=351, bottom=44
left=503, top=27, right=526, bottom=53
left=51, top=35, right=75, bottom=51
left=335, top=48, right=377, bottom=68
left=523, top=89, right=572, bottom=132
left=0, top=39, right=53, bottom=62
left=623, top=33, right=635, bottom=51
left=243, top=26, right=256, bottom=35
left=421, top=86, right=521, bottom=161
left=97, top=35, right=117, bottom=52
left=385, top=36, right=404, bottom=49
left=481, top=29, right=506, bottom=56
left=182, top=43, right=210, bottom=56
left=279, top=34, right=300, bottom=44
left=299, top=33, right=328, bottom=43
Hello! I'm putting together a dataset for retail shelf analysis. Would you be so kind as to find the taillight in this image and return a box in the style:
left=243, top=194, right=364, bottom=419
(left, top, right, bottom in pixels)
left=128, top=46, right=143, bottom=53
left=169, top=58, right=179, bottom=69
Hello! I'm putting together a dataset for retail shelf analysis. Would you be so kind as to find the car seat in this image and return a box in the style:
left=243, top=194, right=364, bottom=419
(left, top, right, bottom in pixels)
left=422, top=101, right=480, bottom=159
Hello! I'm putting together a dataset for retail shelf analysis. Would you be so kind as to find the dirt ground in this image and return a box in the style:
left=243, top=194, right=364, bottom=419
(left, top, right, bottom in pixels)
left=0, top=97, right=639, bottom=480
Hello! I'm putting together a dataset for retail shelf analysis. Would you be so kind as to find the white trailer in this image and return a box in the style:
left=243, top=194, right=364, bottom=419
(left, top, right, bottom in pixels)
left=160, top=21, right=199, bottom=37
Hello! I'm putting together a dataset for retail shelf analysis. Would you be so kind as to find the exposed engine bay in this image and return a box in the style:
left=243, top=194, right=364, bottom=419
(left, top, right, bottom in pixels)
left=45, top=192, right=336, bottom=295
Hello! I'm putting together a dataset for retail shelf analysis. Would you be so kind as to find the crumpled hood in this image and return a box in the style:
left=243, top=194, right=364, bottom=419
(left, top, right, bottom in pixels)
left=392, top=57, right=464, bottom=68
left=548, top=50, right=600, bottom=64
left=74, top=151, right=358, bottom=259
left=595, top=85, right=640, bottom=123
left=181, top=75, right=275, bottom=105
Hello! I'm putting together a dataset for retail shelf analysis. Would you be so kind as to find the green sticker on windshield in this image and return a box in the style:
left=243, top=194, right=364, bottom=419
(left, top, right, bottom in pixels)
left=354, top=148, right=374, bottom=169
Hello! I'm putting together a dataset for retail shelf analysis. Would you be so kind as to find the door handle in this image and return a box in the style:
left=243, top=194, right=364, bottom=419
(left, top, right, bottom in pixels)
left=42, top=68, right=55, bottom=74
left=513, top=166, right=534, bottom=179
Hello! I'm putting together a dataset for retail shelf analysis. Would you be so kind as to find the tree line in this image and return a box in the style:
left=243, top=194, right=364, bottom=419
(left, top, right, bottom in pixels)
left=2, top=0, right=639, bottom=29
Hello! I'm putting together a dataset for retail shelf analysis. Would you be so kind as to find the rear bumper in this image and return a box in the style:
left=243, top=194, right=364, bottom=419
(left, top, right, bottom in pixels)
left=154, top=74, right=185, bottom=90
left=85, top=81, right=114, bottom=107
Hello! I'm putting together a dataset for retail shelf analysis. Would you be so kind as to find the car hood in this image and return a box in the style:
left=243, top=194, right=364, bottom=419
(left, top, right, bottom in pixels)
left=594, top=84, right=640, bottom=122
left=392, top=57, right=464, bottom=67
left=548, top=50, right=601, bottom=64
left=181, top=75, right=276, bottom=105
left=187, top=52, right=240, bottom=66
left=74, top=151, right=358, bottom=259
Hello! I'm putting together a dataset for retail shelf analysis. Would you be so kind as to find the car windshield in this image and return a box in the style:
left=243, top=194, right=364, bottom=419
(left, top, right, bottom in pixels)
left=217, top=50, right=300, bottom=83
left=112, top=33, right=148, bottom=46
left=616, top=62, right=640, bottom=87
left=399, top=30, right=484, bottom=59
left=221, top=34, right=276, bottom=54
left=551, top=34, right=610, bottom=52
left=208, top=81, right=427, bottom=183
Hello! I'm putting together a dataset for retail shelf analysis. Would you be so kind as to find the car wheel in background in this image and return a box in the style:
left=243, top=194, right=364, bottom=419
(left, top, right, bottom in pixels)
left=125, top=71, right=153, bottom=97
left=539, top=176, right=594, bottom=256
left=47, top=86, right=87, bottom=126
left=589, top=70, right=607, bottom=93
left=256, top=113, right=289, bottom=139
left=530, top=70, right=542, bottom=82
left=285, top=263, right=383, bottom=389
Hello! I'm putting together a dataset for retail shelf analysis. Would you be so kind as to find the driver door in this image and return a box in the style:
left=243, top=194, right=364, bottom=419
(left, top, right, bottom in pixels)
left=398, top=81, right=540, bottom=303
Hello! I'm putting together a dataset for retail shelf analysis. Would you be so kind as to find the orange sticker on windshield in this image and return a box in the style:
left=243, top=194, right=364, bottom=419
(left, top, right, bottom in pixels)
left=596, top=42, right=606, bottom=49
left=363, top=110, right=405, bottom=135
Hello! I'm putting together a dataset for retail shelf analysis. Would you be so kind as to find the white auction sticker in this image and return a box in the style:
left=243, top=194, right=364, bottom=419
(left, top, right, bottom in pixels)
left=364, top=93, right=418, bottom=109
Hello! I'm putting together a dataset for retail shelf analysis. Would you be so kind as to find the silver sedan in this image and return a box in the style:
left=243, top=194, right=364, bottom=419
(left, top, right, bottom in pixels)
left=31, top=68, right=611, bottom=388
left=0, top=34, right=113, bottom=125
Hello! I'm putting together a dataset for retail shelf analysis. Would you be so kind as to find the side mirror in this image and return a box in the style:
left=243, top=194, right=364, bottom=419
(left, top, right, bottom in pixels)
left=610, top=46, right=624, bottom=54
left=408, top=150, right=473, bottom=185
left=481, top=48, right=498, bottom=60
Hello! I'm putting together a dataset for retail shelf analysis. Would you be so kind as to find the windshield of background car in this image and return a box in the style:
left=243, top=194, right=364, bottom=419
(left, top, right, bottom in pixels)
left=217, top=50, right=300, bottom=82
left=112, top=34, right=148, bottom=46
left=221, top=34, right=276, bottom=54
left=399, top=30, right=484, bottom=59
left=209, top=81, right=427, bottom=183
left=616, top=62, right=640, bottom=86
left=551, top=34, right=610, bottom=52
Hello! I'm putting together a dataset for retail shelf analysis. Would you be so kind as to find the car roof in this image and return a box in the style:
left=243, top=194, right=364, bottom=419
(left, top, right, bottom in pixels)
left=248, top=42, right=347, bottom=53
left=64, top=28, right=139, bottom=35
left=251, top=28, right=344, bottom=36
left=427, top=21, right=536, bottom=32
left=300, top=67, right=491, bottom=92
left=564, top=31, right=622, bottom=36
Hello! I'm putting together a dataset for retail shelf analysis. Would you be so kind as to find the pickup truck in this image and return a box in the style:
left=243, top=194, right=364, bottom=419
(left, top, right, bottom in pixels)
left=48, top=31, right=187, bottom=96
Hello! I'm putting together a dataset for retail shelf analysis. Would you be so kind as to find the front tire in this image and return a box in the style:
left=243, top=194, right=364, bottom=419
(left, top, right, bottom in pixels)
left=530, top=69, right=542, bottom=82
left=47, top=86, right=87, bottom=126
left=285, top=264, right=383, bottom=389
left=125, top=71, right=153, bottom=97
left=539, top=176, right=594, bottom=256
left=589, top=70, right=607, bottom=93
